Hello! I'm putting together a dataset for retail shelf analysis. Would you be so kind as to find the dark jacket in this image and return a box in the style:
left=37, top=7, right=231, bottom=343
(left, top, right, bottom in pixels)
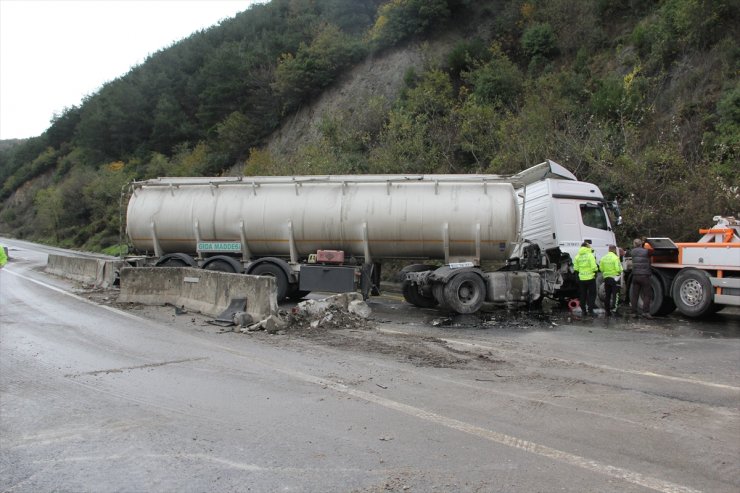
left=631, top=246, right=651, bottom=276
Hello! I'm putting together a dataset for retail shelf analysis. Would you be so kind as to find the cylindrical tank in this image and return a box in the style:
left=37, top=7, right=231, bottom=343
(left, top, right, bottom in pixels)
left=126, top=175, right=520, bottom=261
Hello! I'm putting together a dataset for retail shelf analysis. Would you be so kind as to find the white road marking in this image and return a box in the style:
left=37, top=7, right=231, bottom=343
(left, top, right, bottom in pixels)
left=271, top=365, right=703, bottom=493
left=3, top=269, right=154, bottom=324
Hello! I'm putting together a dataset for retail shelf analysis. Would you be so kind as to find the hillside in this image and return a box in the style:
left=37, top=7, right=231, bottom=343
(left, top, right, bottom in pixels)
left=0, top=0, right=738, bottom=252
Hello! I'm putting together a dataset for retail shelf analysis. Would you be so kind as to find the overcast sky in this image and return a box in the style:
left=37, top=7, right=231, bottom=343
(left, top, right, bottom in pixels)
left=0, top=0, right=262, bottom=140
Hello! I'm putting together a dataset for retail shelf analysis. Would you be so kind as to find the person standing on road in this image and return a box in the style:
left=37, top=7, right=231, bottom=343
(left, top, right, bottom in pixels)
left=574, top=241, right=598, bottom=317
left=0, top=244, right=8, bottom=270
left=599, top=245, right=622, bottom=316
left=630, top=238, right=653, bottom=319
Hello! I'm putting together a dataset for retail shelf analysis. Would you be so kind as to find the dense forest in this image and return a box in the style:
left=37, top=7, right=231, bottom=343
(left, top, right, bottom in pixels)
left=0, top=0, right=738, bottom=254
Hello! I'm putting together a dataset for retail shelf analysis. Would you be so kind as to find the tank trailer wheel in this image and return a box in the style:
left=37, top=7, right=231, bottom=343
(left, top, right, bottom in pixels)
left=155, top=253, right=196, bottom=268
left=287, top=288, right=311, bottom=301
left=671, top=269, right=714, bottom=318
left=203, top=256, right=243, bottom=273
left=158, top=258, right=188, bottom=267
left=251, top=263, right=289, bottom=302
left=442, top=272, right=486, bottom=314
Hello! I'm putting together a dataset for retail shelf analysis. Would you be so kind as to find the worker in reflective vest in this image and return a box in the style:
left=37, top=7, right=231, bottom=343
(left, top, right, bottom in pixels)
left=599, top=245, right=623, bottom=316
left=574, top=241, right=598, bottom=317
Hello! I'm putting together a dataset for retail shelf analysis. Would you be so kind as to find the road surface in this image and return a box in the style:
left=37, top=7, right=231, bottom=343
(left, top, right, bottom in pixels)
left=1, top=239, right=738, bottom=492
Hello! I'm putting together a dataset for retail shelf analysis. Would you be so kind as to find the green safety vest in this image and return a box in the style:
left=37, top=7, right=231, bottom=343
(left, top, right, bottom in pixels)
left=574, top=246, right=597, bottom=281
left=599, top=251, right=622, bottom=279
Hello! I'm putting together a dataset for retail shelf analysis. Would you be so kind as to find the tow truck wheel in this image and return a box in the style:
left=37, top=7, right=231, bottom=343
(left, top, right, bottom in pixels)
left=630, top=274, right=675, bottom=316
left=672, top=268, right=714, bottom=318
left=650, top=274, right=676, bottom=316
left=443, top=272, right=486, bottom=314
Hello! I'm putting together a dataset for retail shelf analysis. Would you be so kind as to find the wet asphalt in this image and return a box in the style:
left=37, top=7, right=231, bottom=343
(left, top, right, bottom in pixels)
left=1, top=239, right=738, bottom=493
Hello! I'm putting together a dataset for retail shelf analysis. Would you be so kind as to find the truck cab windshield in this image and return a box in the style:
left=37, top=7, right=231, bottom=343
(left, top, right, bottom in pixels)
left=580, top=203, right=609, bottom=231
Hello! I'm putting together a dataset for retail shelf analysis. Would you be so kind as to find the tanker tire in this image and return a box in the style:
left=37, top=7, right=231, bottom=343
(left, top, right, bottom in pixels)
left=156, top=253, right=196, bottom=268
left=401, top=280, right=438, bottom=308
left=158, top=258, right=188, bottom=267
left=203, top=258, right=242, bottom=273
left=443, top=272, right=486, bottom=314
left=287, top=287, right=310, bottom=301
left=251, top=263, right=289, bottom=302
left=671, top=268, right=714, bottom=318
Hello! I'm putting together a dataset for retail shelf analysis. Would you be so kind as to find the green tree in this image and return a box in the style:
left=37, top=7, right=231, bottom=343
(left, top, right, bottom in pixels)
left=369, top=0, right=450, bottom=50
left=273, top=23, right=366, bottom=113
left=463, top=47, right=523, bottom=108
left=34, top=187, right=64, bottom=242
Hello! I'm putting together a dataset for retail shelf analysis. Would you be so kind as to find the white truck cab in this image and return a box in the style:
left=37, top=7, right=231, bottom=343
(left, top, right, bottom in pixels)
left=514, top=162, right=618, bottom=263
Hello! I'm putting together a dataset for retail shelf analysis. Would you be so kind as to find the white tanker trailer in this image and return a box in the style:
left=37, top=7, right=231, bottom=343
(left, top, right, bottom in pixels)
left=125, top=160, right=621, bottom=313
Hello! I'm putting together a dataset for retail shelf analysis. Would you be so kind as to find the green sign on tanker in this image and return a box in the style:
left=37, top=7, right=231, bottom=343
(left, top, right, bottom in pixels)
left=197, top=241, right=242, bottom=252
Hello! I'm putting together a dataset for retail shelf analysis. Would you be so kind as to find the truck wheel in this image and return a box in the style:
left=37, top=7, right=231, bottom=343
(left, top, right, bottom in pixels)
left=671, top=269, right=714, bottom=318
left=630, top=274, right=675, bottom=316
left=158, top=258, right=187, bottom=267
left=433, top=283, right=450, bottom=311
left=650, top=274, right=676, bottom=316
left=203, top=256, right=243, bottom=273
left=155, top=253, right=196, bottom=268
left=443, top=272, right=486, bottom=314
left=251, top=263, right=289, bottom=302
left=595, top=273, right=606, bottom=309
left=287, top=287, right=311, bottom=301
left=402, top=280, right=437, bottom=308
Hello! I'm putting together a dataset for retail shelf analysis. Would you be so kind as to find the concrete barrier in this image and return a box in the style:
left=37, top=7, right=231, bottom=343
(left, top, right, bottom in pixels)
left=46, top=254, right=123, bottom=288
left=117, top=267, right=277, bottom=321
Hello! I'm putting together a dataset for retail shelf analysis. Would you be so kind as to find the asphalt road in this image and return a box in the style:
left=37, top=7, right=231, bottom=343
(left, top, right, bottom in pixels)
left=1, top=239, right=739, bottom=492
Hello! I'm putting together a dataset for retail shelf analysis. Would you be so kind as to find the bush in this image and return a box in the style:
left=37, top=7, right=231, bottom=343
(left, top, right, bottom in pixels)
left=521, top=23, right=558, bottom=61
left=463, top=48, right=523, bottom=108
left=446, top=38, right=489, bottom=75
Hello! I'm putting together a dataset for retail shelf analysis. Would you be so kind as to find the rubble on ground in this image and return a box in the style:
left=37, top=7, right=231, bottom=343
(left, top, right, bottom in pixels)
left=237, top=293, right=374, bottom=334
left=280, top=293, right=374, bottom=333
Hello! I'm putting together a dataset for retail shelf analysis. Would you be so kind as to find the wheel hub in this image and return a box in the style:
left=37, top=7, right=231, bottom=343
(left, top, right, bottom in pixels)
left=457, top=281, right=480, bottom=305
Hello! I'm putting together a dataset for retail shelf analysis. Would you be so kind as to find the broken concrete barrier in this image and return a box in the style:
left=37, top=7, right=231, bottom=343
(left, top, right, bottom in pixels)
left=348, top=300, right=372, bottom=319
left=46, top=254, right=123, bottom=288
left=118, top=267, right=277, bottom=321
left=293, top=292, right=371, bottom=320
left=294, top=292, right=365, bottom=317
